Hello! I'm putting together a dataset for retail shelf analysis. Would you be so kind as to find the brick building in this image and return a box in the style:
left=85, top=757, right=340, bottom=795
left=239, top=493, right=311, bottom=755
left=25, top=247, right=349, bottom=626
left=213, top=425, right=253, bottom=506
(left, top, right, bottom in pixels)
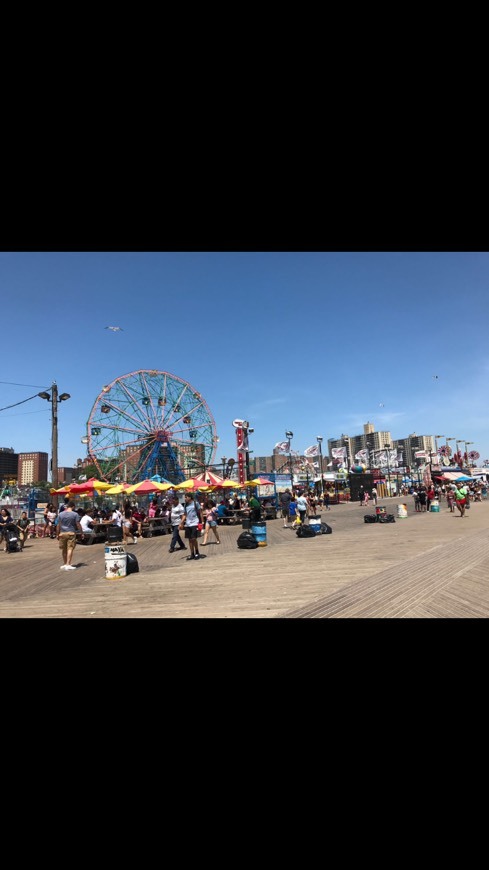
left=17, top=452, right=48, bottom=485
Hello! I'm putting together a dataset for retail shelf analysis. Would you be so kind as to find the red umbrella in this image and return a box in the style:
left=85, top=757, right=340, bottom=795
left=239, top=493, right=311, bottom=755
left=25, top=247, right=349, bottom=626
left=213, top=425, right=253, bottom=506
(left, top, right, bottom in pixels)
left=69, top=477, right=112, bottom=494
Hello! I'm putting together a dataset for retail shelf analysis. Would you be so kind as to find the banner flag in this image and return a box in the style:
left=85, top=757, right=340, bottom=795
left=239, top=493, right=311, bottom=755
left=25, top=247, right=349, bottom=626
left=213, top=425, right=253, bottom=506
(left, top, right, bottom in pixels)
left=304, top=445, right=319, bottom=457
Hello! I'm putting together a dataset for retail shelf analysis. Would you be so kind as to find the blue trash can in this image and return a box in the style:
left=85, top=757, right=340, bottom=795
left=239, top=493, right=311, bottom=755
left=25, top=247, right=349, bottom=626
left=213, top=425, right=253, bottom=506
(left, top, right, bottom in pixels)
left=251, top=521, right=267, bottom=546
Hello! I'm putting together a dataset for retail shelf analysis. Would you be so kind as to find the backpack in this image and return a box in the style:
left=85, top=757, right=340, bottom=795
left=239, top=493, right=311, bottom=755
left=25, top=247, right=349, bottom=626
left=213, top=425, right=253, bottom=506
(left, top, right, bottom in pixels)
left=296, top=525, right=316, bottom=538
left=126, top=552, right=139, bottom=574
left=320, top=523, right=332, bottom=534
left=237, top=531, right=258, bottom=549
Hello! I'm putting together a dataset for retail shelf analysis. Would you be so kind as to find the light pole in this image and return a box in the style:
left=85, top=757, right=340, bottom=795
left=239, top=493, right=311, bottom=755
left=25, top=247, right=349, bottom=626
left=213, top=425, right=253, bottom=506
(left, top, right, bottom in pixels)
left=38, top=383, right=71, bottom=504
left=434, top=435, right=445, bottom=464
left=464, top=442, right=474, bottom=469
left=317, top=436, right=324, bottom=497
left=285, top=430, right=294, bottom=491
left=221, top=456, right=227, bottom=479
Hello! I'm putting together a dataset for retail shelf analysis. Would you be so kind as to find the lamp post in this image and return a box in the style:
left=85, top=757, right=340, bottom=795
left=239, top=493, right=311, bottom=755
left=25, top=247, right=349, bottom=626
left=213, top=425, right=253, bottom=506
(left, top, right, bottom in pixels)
left=285, top=430, right=294, bottom=492
left=221, top=456, right=227, bottom=480
left=464, top=441, right=473, bottom=470
left=38, top=382, right=71, bottom=503
left=317, top=436, right=324, bottom=496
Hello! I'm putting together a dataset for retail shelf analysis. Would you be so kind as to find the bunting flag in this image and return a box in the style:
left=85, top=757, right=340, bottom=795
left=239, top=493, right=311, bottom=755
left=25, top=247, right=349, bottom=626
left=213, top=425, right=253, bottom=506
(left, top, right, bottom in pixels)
left=354, top=448, right=369, bottom=464
left=304, top=445, right=320, bottom=457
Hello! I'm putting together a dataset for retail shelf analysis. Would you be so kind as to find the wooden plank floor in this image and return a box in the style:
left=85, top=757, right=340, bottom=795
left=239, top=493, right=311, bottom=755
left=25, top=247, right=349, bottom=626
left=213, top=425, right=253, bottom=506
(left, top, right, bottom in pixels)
left=1, top=499, right=488, bottom=617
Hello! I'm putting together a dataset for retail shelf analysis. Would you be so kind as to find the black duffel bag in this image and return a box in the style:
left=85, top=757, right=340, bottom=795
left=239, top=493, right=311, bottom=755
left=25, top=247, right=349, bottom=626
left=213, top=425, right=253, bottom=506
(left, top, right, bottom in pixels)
left=364, top=515, right=377, bottom=524
left=237, top=531, right=258, bottom=549
left=296, top=525, right=316, bottom=538
left=320, top=523, right=332, bottom=534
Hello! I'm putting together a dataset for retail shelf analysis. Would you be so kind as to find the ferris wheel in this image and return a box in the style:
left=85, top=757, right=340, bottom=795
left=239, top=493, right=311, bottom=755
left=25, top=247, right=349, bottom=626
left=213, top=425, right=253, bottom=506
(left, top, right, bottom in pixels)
left=86, top=370, right=218, bottom=483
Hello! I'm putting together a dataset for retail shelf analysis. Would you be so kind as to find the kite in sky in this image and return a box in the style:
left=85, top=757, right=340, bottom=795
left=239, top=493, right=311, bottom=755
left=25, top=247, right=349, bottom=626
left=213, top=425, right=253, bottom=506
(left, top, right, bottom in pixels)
left=105, top=326, right=124, bottom=332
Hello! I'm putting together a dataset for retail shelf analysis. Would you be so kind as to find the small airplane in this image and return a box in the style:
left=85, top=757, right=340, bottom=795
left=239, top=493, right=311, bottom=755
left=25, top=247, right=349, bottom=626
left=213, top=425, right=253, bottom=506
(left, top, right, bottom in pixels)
left=105, top=326, right=124, bottom=332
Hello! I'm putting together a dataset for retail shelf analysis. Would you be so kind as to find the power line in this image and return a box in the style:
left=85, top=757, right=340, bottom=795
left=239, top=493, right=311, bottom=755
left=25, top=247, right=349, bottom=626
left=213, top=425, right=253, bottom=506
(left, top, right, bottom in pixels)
left=0, top=381, right=47, bottom=388
left=0, top=392, right=44, bottom=413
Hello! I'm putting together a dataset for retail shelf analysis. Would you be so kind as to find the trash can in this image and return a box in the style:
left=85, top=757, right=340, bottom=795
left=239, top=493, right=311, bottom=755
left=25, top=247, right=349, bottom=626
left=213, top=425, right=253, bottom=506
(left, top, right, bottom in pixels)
left=397, top=504, right=408, bottom=518
left=106, top=525, right=123, bottom=543
left=105, top=544, right=127, bottom=580
left=242, top=518, right=251, bottom=530
left=430, top=499, right=440, bottom=513
left=251, top=521, right=267, bottom=546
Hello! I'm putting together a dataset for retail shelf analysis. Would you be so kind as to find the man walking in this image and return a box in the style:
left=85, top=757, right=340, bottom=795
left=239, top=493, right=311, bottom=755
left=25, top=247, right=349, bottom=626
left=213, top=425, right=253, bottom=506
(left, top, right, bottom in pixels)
left=57, top=501, right=83, bottom=569
left=169, top=496, right=187, bottom=553
left=280, top=489, right=292, bottom=528
left=179, top=492, right=203, bottom=560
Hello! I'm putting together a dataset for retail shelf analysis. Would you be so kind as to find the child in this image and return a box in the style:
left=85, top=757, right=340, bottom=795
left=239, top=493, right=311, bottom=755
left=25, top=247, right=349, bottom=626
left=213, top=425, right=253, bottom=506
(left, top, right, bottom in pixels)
left=364, top=491, right=370, bottom=508
left=288, top=497, right=297, bottom=526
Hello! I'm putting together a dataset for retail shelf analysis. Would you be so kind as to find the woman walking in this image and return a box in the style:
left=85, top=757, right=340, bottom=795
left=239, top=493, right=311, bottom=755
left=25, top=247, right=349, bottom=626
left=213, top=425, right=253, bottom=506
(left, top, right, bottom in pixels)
left=202, top=500, right=220, bottom=546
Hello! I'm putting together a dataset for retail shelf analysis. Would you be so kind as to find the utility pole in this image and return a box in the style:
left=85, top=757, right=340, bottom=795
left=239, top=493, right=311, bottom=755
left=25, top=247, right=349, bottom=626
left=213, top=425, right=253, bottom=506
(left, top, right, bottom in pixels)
left=38, top=382, right=71, bottom=506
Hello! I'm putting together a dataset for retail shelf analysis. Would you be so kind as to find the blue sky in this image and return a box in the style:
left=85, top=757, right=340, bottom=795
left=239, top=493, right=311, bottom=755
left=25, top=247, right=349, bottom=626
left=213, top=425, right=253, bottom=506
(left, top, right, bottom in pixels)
left=1, top=251, right=488, bottom=471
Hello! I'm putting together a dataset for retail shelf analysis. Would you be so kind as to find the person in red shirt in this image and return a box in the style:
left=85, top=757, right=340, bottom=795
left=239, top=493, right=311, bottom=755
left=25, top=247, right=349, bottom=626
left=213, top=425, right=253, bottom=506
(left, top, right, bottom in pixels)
left=426, top=486, right=435, bottom=512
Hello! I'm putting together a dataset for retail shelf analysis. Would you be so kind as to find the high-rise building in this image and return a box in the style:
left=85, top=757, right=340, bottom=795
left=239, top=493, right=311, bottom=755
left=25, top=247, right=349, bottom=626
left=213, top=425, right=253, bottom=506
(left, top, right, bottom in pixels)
left=392, top=434, right=434, bottom=468
left=17, top=452, right=48, bottom=484
left=328, top=426, right=392, bottom=466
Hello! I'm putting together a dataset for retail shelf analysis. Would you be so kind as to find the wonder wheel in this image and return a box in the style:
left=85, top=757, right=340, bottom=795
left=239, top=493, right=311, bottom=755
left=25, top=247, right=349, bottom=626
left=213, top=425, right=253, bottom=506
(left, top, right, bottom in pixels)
left=87, top=370, right=218, bottom=483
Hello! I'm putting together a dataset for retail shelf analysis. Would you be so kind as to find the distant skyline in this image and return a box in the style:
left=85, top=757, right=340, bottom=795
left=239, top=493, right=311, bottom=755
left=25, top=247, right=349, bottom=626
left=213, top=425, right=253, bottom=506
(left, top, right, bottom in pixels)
left=1, top=251, right=488, bottom=473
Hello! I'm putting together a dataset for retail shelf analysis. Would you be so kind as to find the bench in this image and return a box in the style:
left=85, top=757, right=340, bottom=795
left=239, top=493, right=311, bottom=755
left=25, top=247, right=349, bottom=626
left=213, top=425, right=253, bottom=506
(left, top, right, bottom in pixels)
left=76, top=525, right=108, bottom=545
left=141, top=518, right=171, bottom=538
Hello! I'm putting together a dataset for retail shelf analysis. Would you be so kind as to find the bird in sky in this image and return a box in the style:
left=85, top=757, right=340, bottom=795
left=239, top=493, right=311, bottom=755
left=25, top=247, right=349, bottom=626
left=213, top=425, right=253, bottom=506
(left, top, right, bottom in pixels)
left=105, top=326, right=123, bottom=332
left=432, top=374, right=439, bottom=379
left=379, top=402, right=385, bottom=407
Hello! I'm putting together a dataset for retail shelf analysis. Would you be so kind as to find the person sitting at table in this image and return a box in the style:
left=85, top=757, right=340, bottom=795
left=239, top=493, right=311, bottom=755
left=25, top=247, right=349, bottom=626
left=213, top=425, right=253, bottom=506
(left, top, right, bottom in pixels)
left=232, top=496, right=241, bottom=513
left=80, top=509, right=97, bottom=542
left=132, top=508, right=144, bottom=538
left=217, top=500, right=231, bottom=525
left=123, top=506, right=137, bottom=545
left=148, top=501, right=157, bottom=519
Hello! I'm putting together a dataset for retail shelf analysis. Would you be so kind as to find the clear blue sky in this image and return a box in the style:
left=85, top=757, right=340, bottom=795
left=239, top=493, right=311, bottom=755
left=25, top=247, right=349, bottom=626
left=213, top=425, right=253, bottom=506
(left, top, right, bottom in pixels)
left=1, top=251, right=488, bottom=470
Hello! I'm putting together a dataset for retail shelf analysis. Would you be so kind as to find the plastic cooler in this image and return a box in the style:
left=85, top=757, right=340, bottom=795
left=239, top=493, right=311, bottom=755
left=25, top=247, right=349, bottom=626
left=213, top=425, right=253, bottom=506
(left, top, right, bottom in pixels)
left=251, top=521, right=267, bottom=546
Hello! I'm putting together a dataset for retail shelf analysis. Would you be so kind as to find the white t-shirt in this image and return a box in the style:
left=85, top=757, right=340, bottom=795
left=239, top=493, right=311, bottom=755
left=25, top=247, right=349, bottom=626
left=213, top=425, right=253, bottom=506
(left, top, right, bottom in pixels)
left=81, top=515, right=94, bottom=533
left=112, top=510, right=122, bottom=527
left=171, top=504, right=185, bottom=526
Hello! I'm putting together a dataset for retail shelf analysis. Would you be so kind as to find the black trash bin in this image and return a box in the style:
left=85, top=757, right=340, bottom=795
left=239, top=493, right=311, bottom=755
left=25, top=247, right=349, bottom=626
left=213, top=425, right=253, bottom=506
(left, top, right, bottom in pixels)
left=242, top=518, right=251, bottom=530
left=107, top=525, right=123, bottom=543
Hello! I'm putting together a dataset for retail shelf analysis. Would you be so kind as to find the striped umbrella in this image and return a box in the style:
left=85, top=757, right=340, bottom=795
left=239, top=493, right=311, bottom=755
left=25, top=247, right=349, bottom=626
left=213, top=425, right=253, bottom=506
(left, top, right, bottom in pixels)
left=193, top=471, right=225, bottom=486
left=126, top=480, right=174, bottom=495
left=174, top=478, right=212, bottom=491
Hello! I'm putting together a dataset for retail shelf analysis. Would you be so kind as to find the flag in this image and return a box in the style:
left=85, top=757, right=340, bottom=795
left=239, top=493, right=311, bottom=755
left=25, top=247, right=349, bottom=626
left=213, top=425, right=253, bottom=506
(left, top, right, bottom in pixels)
left=274, top=441, right=290, bottom=454
left=304, top=445, right=319, bottom=457
left=331, top=447, right=347, bottom=468
left=354, top=448, right=369, bottom=464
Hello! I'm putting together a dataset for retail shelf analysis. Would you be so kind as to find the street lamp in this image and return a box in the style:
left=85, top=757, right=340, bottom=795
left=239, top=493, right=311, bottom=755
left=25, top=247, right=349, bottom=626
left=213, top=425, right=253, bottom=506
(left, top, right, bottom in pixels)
left=316, top=436, right=324, bottom=496
left=221, top=456, right=227, bottom=479
left=434, top=435, right=445, bottom=462
left=38, top=382, right=71, bottom=500
left=285, top=431, right=294, bottom=491
left=465, top=441, right=474, bottom=469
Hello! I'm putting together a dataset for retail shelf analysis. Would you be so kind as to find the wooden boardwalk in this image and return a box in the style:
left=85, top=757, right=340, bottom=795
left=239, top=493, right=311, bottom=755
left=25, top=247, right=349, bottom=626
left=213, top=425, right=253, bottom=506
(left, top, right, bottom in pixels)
left=1, top=499, right=488, bottom=618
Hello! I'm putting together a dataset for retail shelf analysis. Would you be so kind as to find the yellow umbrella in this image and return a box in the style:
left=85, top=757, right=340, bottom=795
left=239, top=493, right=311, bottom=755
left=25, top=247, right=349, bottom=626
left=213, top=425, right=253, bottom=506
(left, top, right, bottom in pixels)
left=105, top=483, right=131, bottom=495
left=174, top=478, right=212, bottom=491
left=219, top=480, right=243, bottom=488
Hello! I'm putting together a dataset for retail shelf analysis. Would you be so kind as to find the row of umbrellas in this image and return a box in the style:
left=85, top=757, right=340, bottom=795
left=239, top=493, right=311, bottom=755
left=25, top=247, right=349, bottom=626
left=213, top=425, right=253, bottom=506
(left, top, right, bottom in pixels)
left=51, top=474, right=273, bottom=497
